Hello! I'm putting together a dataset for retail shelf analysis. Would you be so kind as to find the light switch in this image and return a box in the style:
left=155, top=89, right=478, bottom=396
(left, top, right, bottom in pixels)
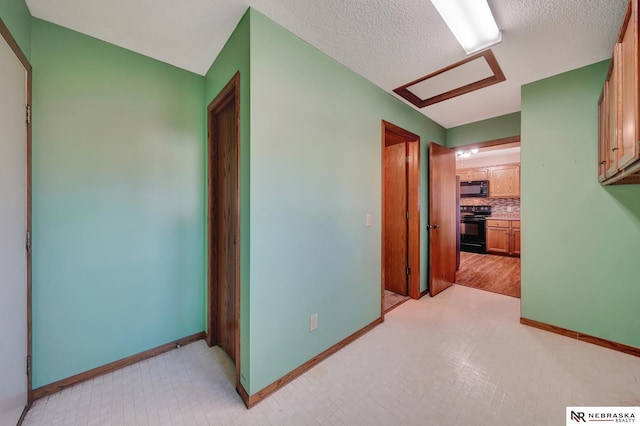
left=310, top=313, right=318, bottom=331
left=366, top=214, right=372, bottom=227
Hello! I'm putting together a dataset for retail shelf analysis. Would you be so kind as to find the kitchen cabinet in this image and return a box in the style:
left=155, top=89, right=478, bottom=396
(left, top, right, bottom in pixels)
left=511, top=221, right=521, bottom=256
left=486, top=225, right=510, bottom=254
left=457, top=167, right=488, bottom=181
left=488, top=164, right=520, bottom=198
left=487, top=219, right=520, bottom=257
left=598, top=0, right=640, bottom=185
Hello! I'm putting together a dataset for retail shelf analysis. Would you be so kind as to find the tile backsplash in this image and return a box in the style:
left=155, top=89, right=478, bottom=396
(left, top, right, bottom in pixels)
left=460, top=197, right=520, bottom=215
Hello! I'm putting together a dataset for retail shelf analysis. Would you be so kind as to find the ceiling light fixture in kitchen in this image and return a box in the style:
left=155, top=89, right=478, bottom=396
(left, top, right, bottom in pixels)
left=456, top=148, right=479, bottom=159
left=430, top=0, right=502, bottom=55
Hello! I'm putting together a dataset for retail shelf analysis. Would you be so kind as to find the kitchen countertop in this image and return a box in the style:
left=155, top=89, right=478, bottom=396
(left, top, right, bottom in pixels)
left=487, top=215, right=521, bottom=220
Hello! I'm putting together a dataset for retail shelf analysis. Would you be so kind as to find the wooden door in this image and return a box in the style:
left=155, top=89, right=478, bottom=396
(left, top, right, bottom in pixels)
left=383, top=142, right=408, bottom=295
left=428, top=142, right=456, bottom=296
left=0, top=20, right=30, bottom=424
left=207, top=74, right=240, bottom=368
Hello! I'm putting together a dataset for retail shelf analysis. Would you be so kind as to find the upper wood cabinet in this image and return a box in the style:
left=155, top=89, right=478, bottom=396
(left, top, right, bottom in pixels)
left=598, top=0, right=640, bottom=185
left=457, top=163, right=520, bottom=198
left=489, top=164, right=520, bottom=198
left=457, top=167, right=488, bottom=181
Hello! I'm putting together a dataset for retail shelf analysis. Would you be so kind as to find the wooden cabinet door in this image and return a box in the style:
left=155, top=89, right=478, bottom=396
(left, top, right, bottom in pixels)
left=598, top=82, right=609, bottom=182
left=468, top=168, right=488, bottom=180
left=619, top=1, right=639, bottom=170
left=487, top=227, right=510, bottom=254
left=511, top=229, right=521, bottom=256
left=457, top=169, right=470, bottom=181
left=457, top=168, right=488, bottom=181
left=607, top=44, right=621, bottom=179
left=489, top=165, right=520, bottom=198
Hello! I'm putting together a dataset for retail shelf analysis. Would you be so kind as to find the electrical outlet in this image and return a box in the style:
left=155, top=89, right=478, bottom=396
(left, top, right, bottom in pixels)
left=366, top=214, right=372, bottom=227
left=507, top=206, right=513, bottom=212
left=310, top=313, right=318, bottom=331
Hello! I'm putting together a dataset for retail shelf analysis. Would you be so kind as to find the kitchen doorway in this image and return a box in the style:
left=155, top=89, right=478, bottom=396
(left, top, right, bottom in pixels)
left=381, top=121, right=420, bottom=314
left=455, top=137, right=522, bottom=298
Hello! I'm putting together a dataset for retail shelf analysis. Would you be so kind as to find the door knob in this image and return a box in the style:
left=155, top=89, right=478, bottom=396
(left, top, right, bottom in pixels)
left=427, top=224, right=440, bottom=230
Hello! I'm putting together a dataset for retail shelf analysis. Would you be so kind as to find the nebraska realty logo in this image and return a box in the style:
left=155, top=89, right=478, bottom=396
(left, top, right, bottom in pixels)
left=567, top=407, right=639, bottom=424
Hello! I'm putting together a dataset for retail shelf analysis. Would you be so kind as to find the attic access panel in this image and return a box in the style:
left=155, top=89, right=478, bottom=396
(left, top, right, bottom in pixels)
left=394, top=50, right=506, bottom=108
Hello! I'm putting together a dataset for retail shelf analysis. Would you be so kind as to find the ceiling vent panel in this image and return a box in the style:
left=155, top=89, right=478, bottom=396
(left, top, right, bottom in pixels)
left=394, top=50, right=506, bottom=108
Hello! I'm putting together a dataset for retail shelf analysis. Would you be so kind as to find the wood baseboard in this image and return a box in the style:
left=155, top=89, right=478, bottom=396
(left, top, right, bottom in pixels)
left=31, top=331, right=206, bottom=401
left=17, top=403, right=31, bottom=426
left=236, top=382, right=251, bottom=408
left=242, top=317, right=383, bottom=408
left=520, top=318, right=640, bottom=358
left=420, top=289, right=428, bottom=298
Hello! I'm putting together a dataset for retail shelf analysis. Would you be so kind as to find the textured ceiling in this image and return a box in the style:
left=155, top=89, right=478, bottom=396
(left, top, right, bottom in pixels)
left=25, top=0, right=628, bottom=128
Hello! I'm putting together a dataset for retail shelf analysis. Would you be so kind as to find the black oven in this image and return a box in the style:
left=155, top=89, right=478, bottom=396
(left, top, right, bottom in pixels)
left=460, top=205, right=491, bottom=253
left=460, top=216, right=487, bottom=253
left=460, top=180, right=489, bottom=197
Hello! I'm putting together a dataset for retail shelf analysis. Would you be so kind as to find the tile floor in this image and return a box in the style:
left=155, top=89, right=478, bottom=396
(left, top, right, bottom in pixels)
left=23, top=285, right=640, bottom=426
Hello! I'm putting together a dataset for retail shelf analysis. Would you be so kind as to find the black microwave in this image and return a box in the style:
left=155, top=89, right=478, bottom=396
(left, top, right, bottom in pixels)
left=460, top=180, right=489, bottom=197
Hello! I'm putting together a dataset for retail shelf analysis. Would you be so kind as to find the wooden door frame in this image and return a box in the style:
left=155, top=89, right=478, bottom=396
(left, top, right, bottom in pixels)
left=381, top=120, right=421, bottom=317
left=206, top=72, right=241, bottom=390
left=1, top=19, right=33, bottom=409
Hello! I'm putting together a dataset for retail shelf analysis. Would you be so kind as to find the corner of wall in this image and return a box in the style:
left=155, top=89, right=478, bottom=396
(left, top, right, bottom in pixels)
left=520, top=60, right=640, bottom=349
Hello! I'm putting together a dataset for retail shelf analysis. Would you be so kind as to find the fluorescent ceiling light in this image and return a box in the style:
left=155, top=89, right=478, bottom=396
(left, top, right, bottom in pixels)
left=430, top=0, right=502, bottom=55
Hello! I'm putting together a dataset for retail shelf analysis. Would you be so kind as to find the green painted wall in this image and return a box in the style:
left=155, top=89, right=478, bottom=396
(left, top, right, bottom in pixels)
left=0, top=0, right=31, bottom=59
left=521, top=60, right=640, bottom=348
left=447, top=112, right=520, bottom=148
left=31, top=19, right=206, bottom=387
left=247, top=9, right=445, bottom=394
left=203, top=10, right=251, bottom=391
left=0, top=0, right=30, bottom=59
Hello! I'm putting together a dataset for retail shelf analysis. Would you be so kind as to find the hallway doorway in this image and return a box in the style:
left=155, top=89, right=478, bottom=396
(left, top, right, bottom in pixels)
left=0, top=18, right=32, bottom=424
left=206, top=72, right=241, bottom=388
left=381, top=121, right=420, bottom=315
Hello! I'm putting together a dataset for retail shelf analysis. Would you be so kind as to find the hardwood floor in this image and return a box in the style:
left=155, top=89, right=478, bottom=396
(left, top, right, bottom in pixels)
left=456, top=251, right=521, bottom=298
